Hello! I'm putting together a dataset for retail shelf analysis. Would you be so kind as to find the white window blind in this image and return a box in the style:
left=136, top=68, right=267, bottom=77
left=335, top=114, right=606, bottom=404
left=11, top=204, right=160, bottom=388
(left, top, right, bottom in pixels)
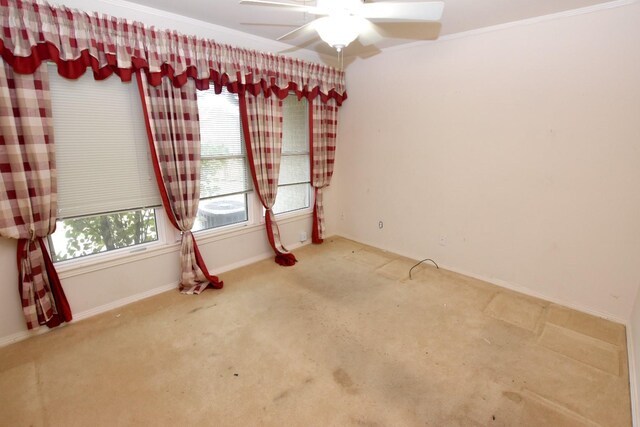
left=280, top=96, right=310, bottom=185
left=49, top=67, right=161, bottom=218
left=273, top=95, right=310, bottom=214
left=197, top=87, right=251, bottom=199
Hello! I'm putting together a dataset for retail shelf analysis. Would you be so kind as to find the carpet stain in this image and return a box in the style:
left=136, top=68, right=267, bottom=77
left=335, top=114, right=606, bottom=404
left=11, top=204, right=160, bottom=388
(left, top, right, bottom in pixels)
left=350, top=417, right=381, bottom=427
left=503, top=391, right=523, bottom=403
left=273, top=389, right=290, bottom=402
left=0, top=237, right=630, bottom=426
left=189, top=304, right=217, bottom=314
left=333, top=368, right=359, bottom=395
left=273, top=377, right=315, bottom=402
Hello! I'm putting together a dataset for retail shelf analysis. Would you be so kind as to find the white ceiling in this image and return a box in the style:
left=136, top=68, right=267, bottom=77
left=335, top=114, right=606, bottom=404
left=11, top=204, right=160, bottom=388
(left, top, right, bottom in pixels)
left=123, top=0, right=614, bottom=58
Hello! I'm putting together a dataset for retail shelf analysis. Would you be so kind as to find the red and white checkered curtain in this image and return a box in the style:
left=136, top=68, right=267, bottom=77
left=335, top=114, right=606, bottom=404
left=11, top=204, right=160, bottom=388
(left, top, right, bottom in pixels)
left=0, top=60, right=72, bottom=329
left=1, top=0, right=346, bottom=105
left=137, top=72, right=223, bottom=294
left=310, top=98, right=338, bottom=244
left=240, top=91, right=297, bottom=266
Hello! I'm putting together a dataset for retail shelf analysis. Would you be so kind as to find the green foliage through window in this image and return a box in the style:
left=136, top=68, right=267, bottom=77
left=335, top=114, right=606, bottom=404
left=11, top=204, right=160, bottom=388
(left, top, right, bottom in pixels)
left=49, top=208, right=158, bottom=262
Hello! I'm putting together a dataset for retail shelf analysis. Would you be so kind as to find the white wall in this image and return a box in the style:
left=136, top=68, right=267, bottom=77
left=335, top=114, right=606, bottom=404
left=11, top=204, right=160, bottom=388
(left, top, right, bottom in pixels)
left=0, top=0, right=334, bottom=343
left=0, top=214, right=317, bottom=343
left=333, top=2, right=640, bottom=322
left=630, top=288, right=640, bottom=426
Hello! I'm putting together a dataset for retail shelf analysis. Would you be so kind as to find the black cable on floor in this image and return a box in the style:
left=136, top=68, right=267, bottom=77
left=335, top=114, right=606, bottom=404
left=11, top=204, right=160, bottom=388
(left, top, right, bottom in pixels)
left=409, top=258, right=439, bottom=280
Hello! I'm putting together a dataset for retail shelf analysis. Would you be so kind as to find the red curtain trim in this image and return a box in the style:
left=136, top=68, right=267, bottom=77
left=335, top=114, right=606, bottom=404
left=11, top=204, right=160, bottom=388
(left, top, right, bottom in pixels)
left=135, top=71, right=180, bottom=230
left=192, top=237, right=223, bottom=289
left=311, top=188, right=323, bottom=245
left=275, top=253, right=297, bottom=266
left=308, top=101, right=323, bottom=245
left=0, top=41, right=347, bottom=106
left=238, top=91, right=268, bottom=209
left=239, top=93, right=296, bottom=266
left=265, top=211, right=298, bottom=265
left=135, top=71, right=223, bottom=290
left=16, top=238, right=72, bottom=329
left=40, top=237, right=73, bottom=325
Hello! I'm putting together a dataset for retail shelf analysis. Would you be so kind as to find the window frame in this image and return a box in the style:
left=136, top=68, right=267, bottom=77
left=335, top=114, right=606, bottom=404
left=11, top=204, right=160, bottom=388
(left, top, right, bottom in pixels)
left=47, top=81, right=316, bottom=273
left=272, top=94, right=313, bottom=217
left=193, top=85, right=253, bottom=235
left=47, top=63, right=168, bottom=265
left=48, top=206, right=168, bottom=268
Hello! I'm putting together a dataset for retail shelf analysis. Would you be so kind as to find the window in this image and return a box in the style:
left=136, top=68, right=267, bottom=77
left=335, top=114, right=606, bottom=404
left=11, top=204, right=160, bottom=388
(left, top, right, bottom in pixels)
left=194, top=87, right=251, bottom=232
left=47, top=67, right=162, bottom=262
left=50, top=209, right=158, bottom=262
left=273, top=95, right=311, bottom=215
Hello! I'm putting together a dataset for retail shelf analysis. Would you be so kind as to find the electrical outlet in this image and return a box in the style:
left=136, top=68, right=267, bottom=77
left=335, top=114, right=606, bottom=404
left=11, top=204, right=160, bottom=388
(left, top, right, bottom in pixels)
left=378, top=220, right=384, bottom=229
left=300, top=231, right=308, bottom=242
left=439, top=236, right=446, bottom=246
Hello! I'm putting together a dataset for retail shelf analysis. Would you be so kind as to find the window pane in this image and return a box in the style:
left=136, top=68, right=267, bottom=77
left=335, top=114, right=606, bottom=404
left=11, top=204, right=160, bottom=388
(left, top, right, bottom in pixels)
left=50, top=67, right=161, bottom=218
left=200, top=157, right=251, bottom=199
left=49, top=209, right=158, bottom=262
left=194, top=194, right=248, bottom=232
left=276, top=95, right=310, bottom=216
left=273, top=184, right=310, bottom=215
left=282, top=96, right=308, bottom=153
left=197, top=88, right=243, bottom=157
left=279, top=154, right=310, bottom=185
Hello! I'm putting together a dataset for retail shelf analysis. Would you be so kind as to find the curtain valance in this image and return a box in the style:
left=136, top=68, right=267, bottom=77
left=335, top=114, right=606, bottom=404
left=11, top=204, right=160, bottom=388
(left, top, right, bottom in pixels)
left=0, top=0, right=347, bottom=105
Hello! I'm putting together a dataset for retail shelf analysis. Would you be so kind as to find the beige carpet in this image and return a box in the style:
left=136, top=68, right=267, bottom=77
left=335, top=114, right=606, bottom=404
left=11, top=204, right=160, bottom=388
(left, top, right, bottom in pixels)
left=0, top=237, right=631, bottom=426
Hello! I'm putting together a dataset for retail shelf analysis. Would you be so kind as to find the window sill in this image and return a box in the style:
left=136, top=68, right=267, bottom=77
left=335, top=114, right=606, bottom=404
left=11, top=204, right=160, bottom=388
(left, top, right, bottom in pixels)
left=55, top=241, right=179, bottom=280
left=55, top=210, right=313, bottom=279
left=275, top=206, right=313, bottom=222
left=194, top=210, right=313, bottom=245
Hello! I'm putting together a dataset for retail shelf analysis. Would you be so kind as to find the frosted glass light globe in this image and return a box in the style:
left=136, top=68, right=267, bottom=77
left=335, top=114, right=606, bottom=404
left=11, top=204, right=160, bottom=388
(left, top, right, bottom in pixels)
left=314, top=15, right=361, bottom=51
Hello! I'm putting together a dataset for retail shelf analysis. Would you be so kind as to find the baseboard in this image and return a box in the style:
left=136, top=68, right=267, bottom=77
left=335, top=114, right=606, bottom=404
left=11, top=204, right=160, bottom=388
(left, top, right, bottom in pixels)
left=335, top=233, right=627, bottom=324
left=0, top=239, right=312, bottom=349
left=0, top=281, right=178, bottom=348
left=72, top=282, right=179, bottom=323
left=627, top=324, right=640, bottom=427
left=439, top=263, right=626, bottom=324
left=213, top=239, right=310, bottom=275
left=0, top=326, right=51, bottom=348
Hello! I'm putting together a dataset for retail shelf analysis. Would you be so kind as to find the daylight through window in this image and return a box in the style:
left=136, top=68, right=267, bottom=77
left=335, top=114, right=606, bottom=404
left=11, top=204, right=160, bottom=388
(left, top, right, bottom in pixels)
left=194, top=87, right=252, bottom=232
left=47, top=68, right=161, bottom=262
left=273, top=95, right=311, bottom=215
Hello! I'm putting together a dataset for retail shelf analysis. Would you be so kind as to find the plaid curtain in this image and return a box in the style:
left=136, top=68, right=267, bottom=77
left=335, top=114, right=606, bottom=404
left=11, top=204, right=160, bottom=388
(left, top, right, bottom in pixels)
left=310, top=98, right=338, bottom=243
left=240, top=91, right=297, bottom=266
left=0, top=60, right=72, bottom=329
left=137, top=72, right=222, bottom=294
left=1, top=0, right=346, bottom=105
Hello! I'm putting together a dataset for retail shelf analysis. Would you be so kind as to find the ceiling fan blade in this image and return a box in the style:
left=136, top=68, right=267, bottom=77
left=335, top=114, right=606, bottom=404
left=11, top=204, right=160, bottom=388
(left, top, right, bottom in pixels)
left=358, top=45, right=383, bottom=59
left=359, top=1, right=444, bottom=22
left=357, top=20, right=384, bottom=46
left=277, top=20, right=317, bottom=41
left=240, top=22, right=300, bottom=28
left=239, top=0, right=326, bottom=15
left=279, top=36, right=319, bottom=54
left=372, top=22, right=442, bottom=41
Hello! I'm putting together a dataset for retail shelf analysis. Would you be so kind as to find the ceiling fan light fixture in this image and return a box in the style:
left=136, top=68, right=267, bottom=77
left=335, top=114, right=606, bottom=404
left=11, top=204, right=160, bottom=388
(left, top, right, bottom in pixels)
left=314, top=15, right=361, bottom=52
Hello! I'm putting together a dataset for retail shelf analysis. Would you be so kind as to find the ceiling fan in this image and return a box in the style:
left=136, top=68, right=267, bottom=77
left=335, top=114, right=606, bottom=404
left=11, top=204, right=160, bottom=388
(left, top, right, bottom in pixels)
left=239, top=0, right=445, bottom=53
